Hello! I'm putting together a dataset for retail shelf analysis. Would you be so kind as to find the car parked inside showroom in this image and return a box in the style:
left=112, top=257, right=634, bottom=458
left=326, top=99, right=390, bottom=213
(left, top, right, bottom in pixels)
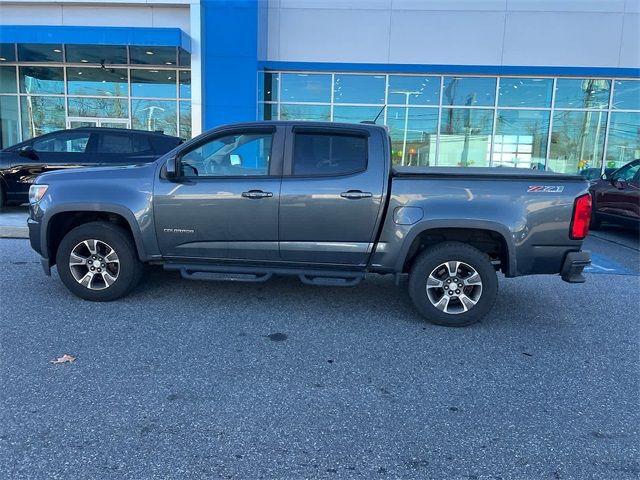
left=0, top=127, right=182, bottom=207
left=589, top=159, right=640, bottom=230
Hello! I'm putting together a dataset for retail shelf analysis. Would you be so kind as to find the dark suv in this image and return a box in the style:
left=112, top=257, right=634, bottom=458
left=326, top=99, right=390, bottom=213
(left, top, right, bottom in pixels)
left=589, top=159, right=640, bottom=230
left=0, top=128, right=182, bottom=206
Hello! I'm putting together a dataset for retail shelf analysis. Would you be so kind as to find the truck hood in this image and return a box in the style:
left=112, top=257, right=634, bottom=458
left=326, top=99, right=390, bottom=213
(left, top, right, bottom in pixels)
left=34, top=162, right=159, bottom=184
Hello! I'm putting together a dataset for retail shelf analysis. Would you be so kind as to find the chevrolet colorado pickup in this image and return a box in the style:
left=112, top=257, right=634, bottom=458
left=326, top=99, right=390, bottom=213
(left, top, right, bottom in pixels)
left=28, top=121, right=592, bottom=327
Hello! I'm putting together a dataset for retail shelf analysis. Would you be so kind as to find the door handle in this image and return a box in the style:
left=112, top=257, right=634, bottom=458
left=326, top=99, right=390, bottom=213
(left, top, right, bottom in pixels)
left=242, top=190, right=273, bottom=199
left=340, top=190, right=372, bottom=199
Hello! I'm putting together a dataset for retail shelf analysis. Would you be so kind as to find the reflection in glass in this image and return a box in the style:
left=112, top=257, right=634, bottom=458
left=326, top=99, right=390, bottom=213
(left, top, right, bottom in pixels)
left=554, top=79, right=610, bottom=109
left=388, top=75, right=440, bottom=106
left=20, top=96, right=65, bottom=139
left=0, top=66, right=17, bottom=93
left=439, top=108, right=494, bottom=167
left=281, top=73, right=331, bottom=103
left=67, top=67, right=128, bottom=96
left=333, top=74, right=385, bottom=104
left=68, top=97, right=129, bottom=118
left=333, top=105, right=383, bottom=124
left=605, top=112, right=640, bottom=169
left=442, top=77, right=496, bottom=106
left=0, top=44, right=16, bottom=62
left=0, top=96, right=20, bottom=148
left=387, top=107, right=438, bottom=166
left=258, top=102, right=275, bottom=121
left=131, top=99, right=177, bottom=136
left=612, top=80, right=640, bottom=110
left=131, top=69, right=177, bottom=98
left=498, top=78, right=553, bottom=108
left=179, top=71, right=191, bottom=98
left=259, top=72, right=278, bottom=102
left=494, top=110, right=550, bottom=169
left=549, top=110, right=607, bottom=174
left=130, top=46, right=177, bottom=66
left=280, top=104, right=330, bottom=121
left=17, top=44, right=63, bottom=62
left=178, top=49, right=191, bottom=67
left=65, top=45, right=128, bottom=65
left=179, top=101, right=191, bottom=139
left=20, top=67, right=64, bottom=94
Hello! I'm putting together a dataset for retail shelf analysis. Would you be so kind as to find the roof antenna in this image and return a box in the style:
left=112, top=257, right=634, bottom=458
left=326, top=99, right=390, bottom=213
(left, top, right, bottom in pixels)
left=361, top=105, right=386, bottom=125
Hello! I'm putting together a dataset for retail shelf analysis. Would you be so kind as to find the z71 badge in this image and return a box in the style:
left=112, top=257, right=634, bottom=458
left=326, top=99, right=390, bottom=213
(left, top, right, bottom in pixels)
left=527, top=185, right=565, bottom=193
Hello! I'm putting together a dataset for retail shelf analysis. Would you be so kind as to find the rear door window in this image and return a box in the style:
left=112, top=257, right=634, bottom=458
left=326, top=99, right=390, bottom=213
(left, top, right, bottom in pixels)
left=292, top=133, right=367, bottom=176
left=33, top=131, right=92, bottom=153
left=97, top=132, right=153, bottom=157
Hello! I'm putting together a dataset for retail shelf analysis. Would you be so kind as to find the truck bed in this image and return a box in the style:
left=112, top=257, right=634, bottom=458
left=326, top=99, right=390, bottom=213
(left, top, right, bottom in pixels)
left=392, top=166, right=584, bottom=181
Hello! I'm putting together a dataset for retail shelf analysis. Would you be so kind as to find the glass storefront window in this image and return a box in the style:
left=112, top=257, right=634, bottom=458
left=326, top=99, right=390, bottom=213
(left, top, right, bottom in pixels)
left=131, top=69, right=177, bottom=98
left=333, top=74, right=385, bottom=104
left=130, top=46, right=177, bottom=66
left=0, top=44, right=16, bottom=62
left=281, top=73, right=331, bottom=103
left=17, top=44, right=63, bottom=63
left=179, top=101, right=191, bottom=139
left=439, top=108, right=494, bottom=167
left=67, top=67, right=128, bottom=96
left=179, top=71, right=191, bottom=98
left=388, top=75, right=440, bottom=106
left=19, top=66, right=64, bottom=94
left=494, top=110, right=550, bottom=169
left=178, top=49, right=191, bottom=67
left=20, top=96, right=65, bottom=139
left=498, top=78, right=553, bottom=108
left=549, top=110, right=608, bottom=174
left=605, top=112, right=640, bottom=169
left=68, top=97, right=129, bottom=118
left=387, top=107, right=438, bottom=166
left=259, top=72, right=278, bottom=102
left=280, top=104, right=330, bottom=121
left=131, top=99, right=177, bottom=136
left=258, top=103, right=275, bottom=121
left=442, top=77, right=496, bottom=107
left=0, top=66, right=17, bottom=93
left=0, top=96, right=20, bottom=148
left=554, top=79, right=610, bottom=109
left=333, top=105, right=383, bottom=123
left=612, top=80, right=640, bottom=110
left=65, top=45, right=128, bottom=65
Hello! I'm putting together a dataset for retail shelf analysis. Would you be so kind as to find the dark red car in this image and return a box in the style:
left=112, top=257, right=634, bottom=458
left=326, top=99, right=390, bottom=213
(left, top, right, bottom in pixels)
left=589, top=159, right=640, bottom=230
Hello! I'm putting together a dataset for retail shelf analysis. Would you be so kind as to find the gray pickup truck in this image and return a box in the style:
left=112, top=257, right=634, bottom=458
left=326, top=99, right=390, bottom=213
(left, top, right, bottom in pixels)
left=28, top=121, right=592, bottom=326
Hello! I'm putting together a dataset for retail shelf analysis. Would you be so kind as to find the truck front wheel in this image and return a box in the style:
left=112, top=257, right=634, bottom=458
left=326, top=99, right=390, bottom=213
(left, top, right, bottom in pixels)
left=408, top=242, right=498, bottom=327
left=55, top=222, right=143, bottom=301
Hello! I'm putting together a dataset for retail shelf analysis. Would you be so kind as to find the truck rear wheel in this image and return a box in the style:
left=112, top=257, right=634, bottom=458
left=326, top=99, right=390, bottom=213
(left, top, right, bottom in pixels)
left=408, top=242, right=498, bottom=327
left=56, top=222, right=143, bottom=301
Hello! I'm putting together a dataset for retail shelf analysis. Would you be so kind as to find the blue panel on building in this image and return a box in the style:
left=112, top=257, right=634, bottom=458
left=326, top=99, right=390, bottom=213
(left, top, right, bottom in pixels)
left=200, top=0, right=265, bottom=129
left=0, top=25, right=191, bottom=51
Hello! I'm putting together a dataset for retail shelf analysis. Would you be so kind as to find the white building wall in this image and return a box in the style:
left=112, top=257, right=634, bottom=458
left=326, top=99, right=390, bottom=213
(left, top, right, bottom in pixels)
left=0, top=1, right=191, bottom=34
left=267, top=0, right=640, bottom=69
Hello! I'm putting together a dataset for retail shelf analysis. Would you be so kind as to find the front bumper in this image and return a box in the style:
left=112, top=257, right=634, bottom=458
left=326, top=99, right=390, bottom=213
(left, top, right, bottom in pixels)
left=560, top=250, right=591, bottom=283
left=27, top=217, right=51, bottom=276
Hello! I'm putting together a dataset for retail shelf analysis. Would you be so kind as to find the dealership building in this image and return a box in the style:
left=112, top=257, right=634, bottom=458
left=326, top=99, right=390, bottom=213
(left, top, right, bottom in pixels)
left=0, top=0, right=638, bottom=174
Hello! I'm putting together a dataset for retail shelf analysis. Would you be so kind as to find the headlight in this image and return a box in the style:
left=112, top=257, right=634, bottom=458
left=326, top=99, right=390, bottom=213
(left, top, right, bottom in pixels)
left=29, top=184, right=48, bottom=204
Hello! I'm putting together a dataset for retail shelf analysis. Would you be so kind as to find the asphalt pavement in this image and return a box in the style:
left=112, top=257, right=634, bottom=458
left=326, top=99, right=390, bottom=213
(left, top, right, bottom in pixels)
left=0, top=235, right=638, bottom=479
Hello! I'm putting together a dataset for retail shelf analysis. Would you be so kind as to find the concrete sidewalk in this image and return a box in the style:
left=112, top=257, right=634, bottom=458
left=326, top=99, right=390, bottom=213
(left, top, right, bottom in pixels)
left=0, top=206, right=29, bottom=238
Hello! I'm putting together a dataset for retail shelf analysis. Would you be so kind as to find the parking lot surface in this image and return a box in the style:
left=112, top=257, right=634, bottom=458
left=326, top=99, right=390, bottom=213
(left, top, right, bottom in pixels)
left=0, top=234, right=638, bottom=479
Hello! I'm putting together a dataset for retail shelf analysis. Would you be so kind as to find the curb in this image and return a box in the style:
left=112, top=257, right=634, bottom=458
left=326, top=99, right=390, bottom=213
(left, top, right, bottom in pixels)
left=0, top=226, right=29, bottom=239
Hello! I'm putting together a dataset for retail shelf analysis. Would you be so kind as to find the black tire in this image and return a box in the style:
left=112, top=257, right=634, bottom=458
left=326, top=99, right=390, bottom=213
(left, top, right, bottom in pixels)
left=56, top=221, right=143, bottom=301
left=0, top=182, right=5, bottom=209
left=408, top=242, right=498, bottom=327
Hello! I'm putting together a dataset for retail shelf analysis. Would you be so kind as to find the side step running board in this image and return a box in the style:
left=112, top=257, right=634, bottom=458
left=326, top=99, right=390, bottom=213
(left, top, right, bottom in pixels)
left=181, top=270, right=272, bottom=283
left=164, top=263, right=364, bottom=287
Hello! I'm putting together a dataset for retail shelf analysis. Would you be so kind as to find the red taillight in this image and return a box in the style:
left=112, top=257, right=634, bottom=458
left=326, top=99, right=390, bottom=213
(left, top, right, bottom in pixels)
left=570, top=193, right=592, bottom=240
